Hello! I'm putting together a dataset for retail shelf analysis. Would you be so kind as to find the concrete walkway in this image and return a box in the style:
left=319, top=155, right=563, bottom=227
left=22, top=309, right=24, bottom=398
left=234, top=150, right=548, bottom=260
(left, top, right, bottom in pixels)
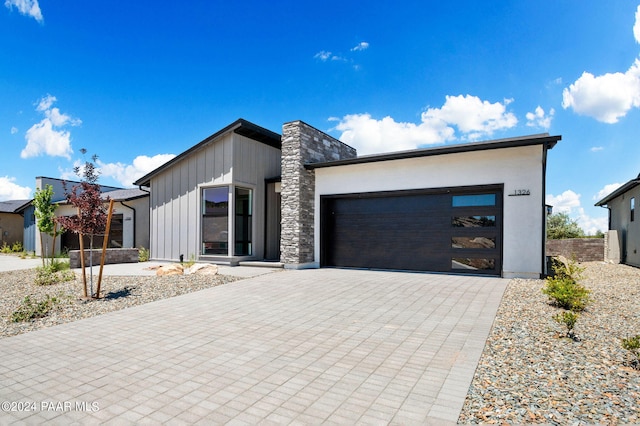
left=0, top=268, right=507, bottom=425
left=0, top=254, right=43, bottom=272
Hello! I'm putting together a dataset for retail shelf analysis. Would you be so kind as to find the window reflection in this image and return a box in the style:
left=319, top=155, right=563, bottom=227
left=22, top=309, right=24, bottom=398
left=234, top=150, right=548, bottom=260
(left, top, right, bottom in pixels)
left=452, top=216, right=496, bottom=227
left=452, top=237, right=496, bottom=249
left=452, top=258, right=495, bottom=270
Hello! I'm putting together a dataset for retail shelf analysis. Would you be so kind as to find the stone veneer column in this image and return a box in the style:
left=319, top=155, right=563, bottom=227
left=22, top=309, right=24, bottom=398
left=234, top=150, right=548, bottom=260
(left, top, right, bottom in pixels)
left=280, top=121, right=357, bottom=268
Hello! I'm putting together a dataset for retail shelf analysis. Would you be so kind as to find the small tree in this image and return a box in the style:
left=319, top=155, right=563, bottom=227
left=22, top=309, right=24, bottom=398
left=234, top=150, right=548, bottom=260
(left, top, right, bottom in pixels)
left=547, top=212, right=585, bottom=239
left=33, top=184, right=63, bottom=265
left=57, top=151, right=109, bottom=298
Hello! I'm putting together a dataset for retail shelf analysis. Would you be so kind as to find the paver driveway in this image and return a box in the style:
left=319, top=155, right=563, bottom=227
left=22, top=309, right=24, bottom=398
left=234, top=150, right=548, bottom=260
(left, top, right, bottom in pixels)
left=0, top=268, right=506, bottom=424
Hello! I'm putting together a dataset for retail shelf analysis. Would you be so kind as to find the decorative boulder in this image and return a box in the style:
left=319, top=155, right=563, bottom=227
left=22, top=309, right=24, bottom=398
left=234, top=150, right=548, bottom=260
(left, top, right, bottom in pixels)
left=155, top=264, right=185, bottom=276
left=187, top=263, right=219, bottom=275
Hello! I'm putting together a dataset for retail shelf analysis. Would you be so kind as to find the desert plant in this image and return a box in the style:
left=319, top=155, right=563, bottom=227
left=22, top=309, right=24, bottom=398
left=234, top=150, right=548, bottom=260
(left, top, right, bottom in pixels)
left=550, top=256, right=585, bottom=282
left=10, top=294, right=63, bottom=322
left=542, top=276, right=591, bottom=311
left=34, top=262, right=75, bottom=286
left=621, top=335, right=640, bottom=368
left=554, top=311, right=579, bottom=339
left=11, top=241, right=23, bottom=253
left=182, top=254, right=196, bottom=268
left=138, top=247, right=150, bottom=262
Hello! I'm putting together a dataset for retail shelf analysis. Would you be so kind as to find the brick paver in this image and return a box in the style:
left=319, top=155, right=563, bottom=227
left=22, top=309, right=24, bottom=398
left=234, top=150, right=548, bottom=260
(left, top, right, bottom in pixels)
left=0, top=268, right=506, bottom=424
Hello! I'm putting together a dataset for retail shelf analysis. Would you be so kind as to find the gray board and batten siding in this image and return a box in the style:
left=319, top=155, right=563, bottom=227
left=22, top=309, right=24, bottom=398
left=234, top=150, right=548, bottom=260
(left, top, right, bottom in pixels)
left=135, top=120, right=281, bottom=264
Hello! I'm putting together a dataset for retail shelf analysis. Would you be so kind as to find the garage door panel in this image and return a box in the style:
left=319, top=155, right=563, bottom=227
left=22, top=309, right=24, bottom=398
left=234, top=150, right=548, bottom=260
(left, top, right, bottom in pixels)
left=321, top=186, right=502, bottom=275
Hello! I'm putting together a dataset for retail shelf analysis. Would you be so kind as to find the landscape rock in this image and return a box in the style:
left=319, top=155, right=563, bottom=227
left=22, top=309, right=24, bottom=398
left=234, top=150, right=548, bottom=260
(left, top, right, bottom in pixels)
left=155, top=264, right=184, bottom=276
left=186, top=263, right=218, bottom=275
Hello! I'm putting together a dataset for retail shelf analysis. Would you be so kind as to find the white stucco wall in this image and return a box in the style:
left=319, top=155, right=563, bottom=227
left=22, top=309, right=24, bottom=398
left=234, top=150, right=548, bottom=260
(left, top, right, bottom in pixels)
left=314, top=145, right=546, bottom=278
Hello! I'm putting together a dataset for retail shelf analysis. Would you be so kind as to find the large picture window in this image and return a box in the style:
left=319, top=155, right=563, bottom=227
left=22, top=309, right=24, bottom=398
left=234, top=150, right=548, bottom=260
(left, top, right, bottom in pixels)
left=235, top=187, right=253, bottom=256
left=202, top=187, right=229, bottom=255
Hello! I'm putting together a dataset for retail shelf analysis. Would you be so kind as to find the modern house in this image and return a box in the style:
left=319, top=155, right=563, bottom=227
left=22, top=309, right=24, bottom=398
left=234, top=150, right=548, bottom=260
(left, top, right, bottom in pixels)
left=595, top=174, right=640, bottom=267
left=19, top=177, right=149, bottom=255
left=136, top=118, right=560, bottom=278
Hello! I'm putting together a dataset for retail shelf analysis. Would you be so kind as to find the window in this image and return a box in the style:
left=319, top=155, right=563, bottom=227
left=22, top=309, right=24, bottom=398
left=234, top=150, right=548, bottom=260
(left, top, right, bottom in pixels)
left=202, top=187, right=229, bottom=255
left=452, top=216, right=496, bottom=227
left=234, top=187, right=252, bottom=256
left=452, top=236, right=496, bottom=249
left=632, top=197, right=636, bottom=222
left=452, top=258, right=495, bottom=270
left=452, top=193, right=496, bottom=207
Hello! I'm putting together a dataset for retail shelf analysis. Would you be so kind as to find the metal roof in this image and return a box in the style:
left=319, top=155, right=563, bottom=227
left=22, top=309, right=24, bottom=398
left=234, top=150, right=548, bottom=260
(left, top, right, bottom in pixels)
left=305, top=133, right=561, bottom=169
left=134, top=119, right=281, bottom=187
left=594, top=175, right=640, bottom=206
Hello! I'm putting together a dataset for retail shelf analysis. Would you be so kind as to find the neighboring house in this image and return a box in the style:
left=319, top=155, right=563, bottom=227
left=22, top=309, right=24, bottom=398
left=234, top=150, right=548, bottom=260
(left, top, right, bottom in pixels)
left=136, top=118, right=560, bottom=279
left=0, top=199, right=31, bottom=248
left=23, top=177, right=149, bottom=256
left=595, top=174, right=640, bottom=267
left=56, top=187, right=150, bottom=253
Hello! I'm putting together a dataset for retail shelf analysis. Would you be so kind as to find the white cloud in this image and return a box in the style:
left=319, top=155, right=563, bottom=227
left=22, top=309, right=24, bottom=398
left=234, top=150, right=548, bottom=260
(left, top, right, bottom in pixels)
left=526, top=106, right=555, bottom=129
left=0, top=176, right=32, bottom=201
left=20, top=95, right=81, bottom=160
left=96, top=154, right=176, bottom=187
left=547, top=190, right=582, bottom=214
left=546, top=189, right=608, bottom=235
left=562, top=59, right=640, bottom=123
left=10, top=126, right=18, bottom=134
left=575, top=207, right=608, bottom=235
left=351, top=42, right=369, bottom=51
left=594, top=182, right=623, bottom=202
left=314, top=51, right=332, bottom=61
left=4, top=0, right=42, bottom=23
left=331, top=95, right=518, bottom=155
left=330, top=113, right=455, bottom=155
left=36, top=94, right=55, bottom=111
left=634, top=5, right=640, bottom=44
left=590, top=146, right=604, bottom=152
left=423, top=95, right=518, bottom=138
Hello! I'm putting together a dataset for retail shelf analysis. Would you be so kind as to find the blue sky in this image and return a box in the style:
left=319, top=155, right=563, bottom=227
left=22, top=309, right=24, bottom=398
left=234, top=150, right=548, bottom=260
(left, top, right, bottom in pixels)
left=2, top=1, right=640, bottom=234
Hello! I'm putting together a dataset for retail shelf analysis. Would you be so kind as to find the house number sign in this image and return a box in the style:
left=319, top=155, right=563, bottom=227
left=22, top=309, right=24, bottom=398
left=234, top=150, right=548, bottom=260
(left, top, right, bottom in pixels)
left=509, top=189, right=530, bottom=196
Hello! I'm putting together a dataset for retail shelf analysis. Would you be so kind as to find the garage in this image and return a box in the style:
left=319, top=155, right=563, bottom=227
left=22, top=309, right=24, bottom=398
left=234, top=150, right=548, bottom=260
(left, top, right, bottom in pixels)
left=320, top=185, right=502, bottom=275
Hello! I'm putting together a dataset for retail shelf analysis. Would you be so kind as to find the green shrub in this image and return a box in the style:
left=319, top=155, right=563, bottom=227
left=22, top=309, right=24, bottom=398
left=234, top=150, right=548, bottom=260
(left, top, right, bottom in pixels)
left=554, top=311, right=579, bottom=339
left=138, top=247, right=150, bottom=262
left=542, top=276, right=591, bottom=311
left=11, top=241, right=23, bottom=253
left=621, top=335, right=640, bottom=368
left=34, top=263, right=76, bottom=286
left=10, top=294, right=62, bottom=322
left=0, top=242, right=11, bottom=254
left=550, top=256, right=585, bottom=282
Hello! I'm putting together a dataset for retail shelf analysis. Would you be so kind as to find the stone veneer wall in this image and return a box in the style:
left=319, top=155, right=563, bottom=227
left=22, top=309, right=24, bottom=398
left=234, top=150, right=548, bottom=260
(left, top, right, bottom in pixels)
left=280, top=121, right=357, bottom=267
left=69, top=248, right=139, bottom=269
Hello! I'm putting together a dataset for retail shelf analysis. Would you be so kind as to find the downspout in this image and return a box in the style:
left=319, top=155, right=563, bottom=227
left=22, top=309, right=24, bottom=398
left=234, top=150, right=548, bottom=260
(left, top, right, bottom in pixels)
left=541, top=143, right=549, bottom=278
left=120, top=201, right=136, bottom=248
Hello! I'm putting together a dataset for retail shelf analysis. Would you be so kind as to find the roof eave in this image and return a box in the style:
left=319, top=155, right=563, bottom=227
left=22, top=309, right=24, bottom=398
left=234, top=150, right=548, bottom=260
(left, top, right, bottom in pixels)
left=594, top=179, right=640, bottom=206
left=305, top=134, right=561, bottom=170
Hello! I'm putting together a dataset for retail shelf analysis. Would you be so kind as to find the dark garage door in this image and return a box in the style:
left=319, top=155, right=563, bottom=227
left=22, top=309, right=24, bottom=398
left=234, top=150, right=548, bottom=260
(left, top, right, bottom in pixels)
left=320, top=186, right=502, bottom=275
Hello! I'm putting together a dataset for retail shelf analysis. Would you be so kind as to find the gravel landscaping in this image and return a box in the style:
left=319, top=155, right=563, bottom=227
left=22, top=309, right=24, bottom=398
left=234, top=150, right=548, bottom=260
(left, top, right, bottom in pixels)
left=0, top=267, right=240, bottom=339
left=459, top=261, right=640, bottom=424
